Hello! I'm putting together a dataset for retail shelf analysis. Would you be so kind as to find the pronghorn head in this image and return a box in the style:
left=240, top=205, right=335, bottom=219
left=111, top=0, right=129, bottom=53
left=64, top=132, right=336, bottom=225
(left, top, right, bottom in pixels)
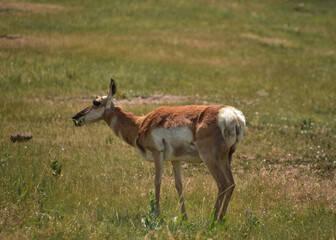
left=72, top=79, right=117, bottom=127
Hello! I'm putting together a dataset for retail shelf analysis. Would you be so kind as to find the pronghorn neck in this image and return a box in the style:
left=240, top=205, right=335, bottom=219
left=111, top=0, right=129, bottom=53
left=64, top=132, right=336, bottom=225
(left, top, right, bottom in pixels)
left=104, top=106, right=142, bottom=147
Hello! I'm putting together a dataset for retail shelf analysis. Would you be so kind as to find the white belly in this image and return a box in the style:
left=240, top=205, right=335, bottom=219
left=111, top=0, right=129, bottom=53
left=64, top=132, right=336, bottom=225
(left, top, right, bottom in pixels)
left=143, top=127, right=201, bottom=163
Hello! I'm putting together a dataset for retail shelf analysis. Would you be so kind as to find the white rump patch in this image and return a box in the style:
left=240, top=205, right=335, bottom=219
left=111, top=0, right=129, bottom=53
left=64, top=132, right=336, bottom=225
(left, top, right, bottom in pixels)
left=217, top=107, right=246, bottom=146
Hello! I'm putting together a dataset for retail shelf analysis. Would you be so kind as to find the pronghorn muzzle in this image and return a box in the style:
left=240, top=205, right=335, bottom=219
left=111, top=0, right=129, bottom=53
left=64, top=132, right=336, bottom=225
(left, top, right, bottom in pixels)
left=72, top=106, right=92, bottom=126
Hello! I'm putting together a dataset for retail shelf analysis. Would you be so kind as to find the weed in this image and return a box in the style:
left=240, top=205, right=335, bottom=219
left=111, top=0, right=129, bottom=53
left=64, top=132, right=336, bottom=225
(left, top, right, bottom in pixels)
left=36, top=184, right=47, bottom=212
left=238, top=209, right=261, bottom=238
left=49, top=158, right=62, bottom=178
left=208, top=210, right=228, bottom=231
left=0, top=152, right=11, bottom=168
left=120, top=90, right=149, bottom=100
left=167, top=213, right=191, bottom=232
left=301, top=118, right=314, bottom=131
left=105, top=136, right=114, bottom=145
left=141, top=190, right=164, bottom=231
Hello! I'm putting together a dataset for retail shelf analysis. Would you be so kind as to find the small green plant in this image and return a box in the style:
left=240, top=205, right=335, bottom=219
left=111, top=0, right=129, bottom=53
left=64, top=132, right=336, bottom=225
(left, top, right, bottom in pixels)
left=241, top=209, right=261, bottom=238
left=141, top=190, right=164, bottom=231
left=105, top=136, right=114, bottom=145
left=17, top=177, right=30, bottom=202
left=66, top=69, right=75, bottom=79
left=167, top=213, right=186, bottom=232
left=50, top=158, right=62, bottom=177
left=208, top=210, right=228, bottom=231
left=244, top=209, right=260, bottom=227
left=301, top=118, right=314, bottom=131
left=121, top=90, right=148, bottom=100
left=36, top=184, right=47, bottom=211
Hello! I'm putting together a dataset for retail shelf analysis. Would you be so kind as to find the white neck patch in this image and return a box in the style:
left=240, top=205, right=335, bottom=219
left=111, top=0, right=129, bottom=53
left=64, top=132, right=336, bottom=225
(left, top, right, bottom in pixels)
left=85, top=107, right=105, bottom=122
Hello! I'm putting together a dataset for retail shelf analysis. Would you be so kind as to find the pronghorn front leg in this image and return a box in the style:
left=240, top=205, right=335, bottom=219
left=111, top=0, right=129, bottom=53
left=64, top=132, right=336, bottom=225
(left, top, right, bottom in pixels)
left=172, top=160, right=187, bottom=220
left=153, top=151, right=163, bottom=218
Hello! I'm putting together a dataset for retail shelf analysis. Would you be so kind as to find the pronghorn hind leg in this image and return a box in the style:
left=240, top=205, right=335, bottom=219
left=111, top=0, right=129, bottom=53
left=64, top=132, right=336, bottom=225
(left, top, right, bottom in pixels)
left=171, top=160, right=188, bottom=220
left=218, top=148, right=236, bottom=220
left=205, top=160, right=227, bottom=221
left=196, top=138, right=227, bottom=221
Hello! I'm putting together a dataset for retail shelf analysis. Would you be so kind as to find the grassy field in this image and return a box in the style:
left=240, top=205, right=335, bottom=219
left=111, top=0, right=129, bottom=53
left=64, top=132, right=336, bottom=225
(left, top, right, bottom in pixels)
left=1, top=0, right=336, bottom=239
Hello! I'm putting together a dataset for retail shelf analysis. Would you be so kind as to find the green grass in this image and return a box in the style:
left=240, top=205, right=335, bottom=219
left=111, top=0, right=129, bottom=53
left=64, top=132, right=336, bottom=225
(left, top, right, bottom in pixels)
left=1, top=0, right=336, bottom=239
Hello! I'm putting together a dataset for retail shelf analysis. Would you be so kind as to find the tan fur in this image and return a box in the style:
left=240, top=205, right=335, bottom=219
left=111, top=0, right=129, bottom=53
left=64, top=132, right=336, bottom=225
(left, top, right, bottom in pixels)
left=73, top=79, right=245, bottom=221
left=136, top=105, right=224, bottom=153
left=105, top=107, right=142, bottom=146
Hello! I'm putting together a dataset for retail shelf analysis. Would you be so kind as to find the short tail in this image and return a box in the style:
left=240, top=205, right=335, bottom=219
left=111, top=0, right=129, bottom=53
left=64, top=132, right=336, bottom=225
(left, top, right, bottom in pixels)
left=232, top=108, right=245, bottom=143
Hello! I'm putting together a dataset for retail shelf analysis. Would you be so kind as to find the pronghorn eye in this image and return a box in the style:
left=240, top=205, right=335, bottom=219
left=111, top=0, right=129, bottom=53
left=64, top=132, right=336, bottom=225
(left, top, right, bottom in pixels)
left=93, top=100, right=101, bottom=106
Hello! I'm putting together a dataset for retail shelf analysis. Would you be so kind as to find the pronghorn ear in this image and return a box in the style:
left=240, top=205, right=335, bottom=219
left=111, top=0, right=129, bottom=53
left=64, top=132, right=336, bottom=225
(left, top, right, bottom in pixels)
left=108, top=78, right=117, bottom=97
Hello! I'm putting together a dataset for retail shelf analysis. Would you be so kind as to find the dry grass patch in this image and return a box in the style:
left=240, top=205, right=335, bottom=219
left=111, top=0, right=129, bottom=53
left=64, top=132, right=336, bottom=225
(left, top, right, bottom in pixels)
left=0, top=32, right=259, bottom=68
left=118, top=94, right=190, bottom=106
left=24, top=94, right=191, bottom=106
left=241, top=33, right=295, bottom=48
left=187, top=56, right=256, bottom=68
left=243, top=167, right=336, bottom=210
left=312, top=49, right=335, bottom=57
left=0, top=201, right=37, bottom=239
left=0, top=2, right=67, bottom=14
left=0, top=35, right=72, bottom=51
left=149, top=30, right=228, bottom=51
left=0, top=31, right=256, bottom=67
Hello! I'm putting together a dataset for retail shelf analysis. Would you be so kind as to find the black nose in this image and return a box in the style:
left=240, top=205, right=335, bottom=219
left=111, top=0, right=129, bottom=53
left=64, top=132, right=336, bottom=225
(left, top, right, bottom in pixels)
left=72, top=112, right=82, bottom=120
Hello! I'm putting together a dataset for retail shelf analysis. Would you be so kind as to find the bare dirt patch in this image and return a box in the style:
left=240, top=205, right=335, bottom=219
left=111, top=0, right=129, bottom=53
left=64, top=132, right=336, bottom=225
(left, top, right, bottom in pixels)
left=241, top=33, right=295, bottom=48
left=118, top=94, right=190, bottom=106
left=0, top=35, right=66, bottom=51
left=29, top=94, right=196, bottom=106
left=0, top=2, right=67, bottom=14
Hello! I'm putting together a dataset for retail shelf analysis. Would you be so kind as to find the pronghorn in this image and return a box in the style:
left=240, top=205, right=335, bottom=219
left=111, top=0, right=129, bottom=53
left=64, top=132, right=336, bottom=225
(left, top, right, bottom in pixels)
left=72, top=79, right=245, bottom=221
